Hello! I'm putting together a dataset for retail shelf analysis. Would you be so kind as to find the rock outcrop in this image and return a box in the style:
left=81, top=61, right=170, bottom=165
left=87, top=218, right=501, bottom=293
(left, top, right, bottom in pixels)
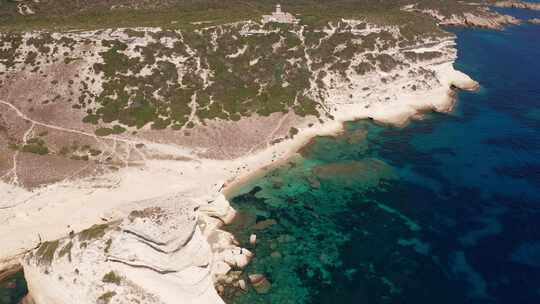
left=452, top=12, right=520, bottom=29
left=404, top=4, right=521, bottom=29
left=21, top=194, right=250, bottom=304
left=493, top=1, right=540, bottom=10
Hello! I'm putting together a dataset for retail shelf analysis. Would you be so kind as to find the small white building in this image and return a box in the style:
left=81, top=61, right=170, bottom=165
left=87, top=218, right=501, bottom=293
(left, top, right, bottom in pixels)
left=262, top=4, right=298, bottom=24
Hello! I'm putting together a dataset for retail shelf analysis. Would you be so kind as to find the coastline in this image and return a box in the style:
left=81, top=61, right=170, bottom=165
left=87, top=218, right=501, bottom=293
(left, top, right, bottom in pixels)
left=221, top=18, right=540, bottom=303
left=0, top=62, right=478, bottom=302
left=0, top=24, right=479, bottom=304
left=224, top=62, right=479, bottom=198
left=2, top=0, right=539, bottom=301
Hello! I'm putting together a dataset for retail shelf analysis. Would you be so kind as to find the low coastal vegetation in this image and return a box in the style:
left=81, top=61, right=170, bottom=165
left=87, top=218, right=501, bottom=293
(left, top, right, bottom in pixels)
left=0, top=6, right=449, bottom=134
left=34, top=240, right=60, bottom=266
left=21, top=138, right=49, bottom=155
left=78, top=224, right=109, bottom=242
left=8, top=137, right=50, bottom=155
left=97, top=291, right=117, bottom=304
left=0, top=0, right=480, bottom=190
left=102, top=271, right=122, bottom=285
left=57, top=241, right=73, bottom=262
left=0, top=0, right=497, bottom=32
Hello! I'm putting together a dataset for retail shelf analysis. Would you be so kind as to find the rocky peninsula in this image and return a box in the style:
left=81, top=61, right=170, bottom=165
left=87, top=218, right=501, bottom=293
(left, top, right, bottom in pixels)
left=493, top=0, right=540, bottom=10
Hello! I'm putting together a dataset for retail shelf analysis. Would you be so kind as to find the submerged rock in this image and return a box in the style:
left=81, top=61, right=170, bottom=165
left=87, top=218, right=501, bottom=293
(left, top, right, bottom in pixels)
left=252, top=219, right=277, bottom=230
left=271, top=179, right=284, bottom=189
left=312, top=158, right=396, bottom=188
left=249, top=234, right=257, bottom=245
left=345, top=128, right=368, bottom=145
left=248, top=274, right=271, bottom=294
left=237, top=279, right=247, bottom=291
left=306, top=176, right=321, bottom=189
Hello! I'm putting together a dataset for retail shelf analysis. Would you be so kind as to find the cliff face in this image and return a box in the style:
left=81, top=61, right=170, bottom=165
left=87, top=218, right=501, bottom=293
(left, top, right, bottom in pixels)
left=21, top=194, right=250, bottom=304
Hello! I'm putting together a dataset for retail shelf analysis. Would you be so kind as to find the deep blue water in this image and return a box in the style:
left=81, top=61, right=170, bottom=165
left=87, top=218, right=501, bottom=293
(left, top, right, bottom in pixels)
left=228, top=10, right=540, bottom=304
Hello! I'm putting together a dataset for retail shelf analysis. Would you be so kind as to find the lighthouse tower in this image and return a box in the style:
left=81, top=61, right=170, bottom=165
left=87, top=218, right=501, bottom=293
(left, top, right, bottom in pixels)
left=261, top=3, right=298, bottom=24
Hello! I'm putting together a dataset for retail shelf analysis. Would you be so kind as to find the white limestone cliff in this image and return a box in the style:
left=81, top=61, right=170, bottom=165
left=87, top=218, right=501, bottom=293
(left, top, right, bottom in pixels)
left=21, top=194, right=250, bottom=304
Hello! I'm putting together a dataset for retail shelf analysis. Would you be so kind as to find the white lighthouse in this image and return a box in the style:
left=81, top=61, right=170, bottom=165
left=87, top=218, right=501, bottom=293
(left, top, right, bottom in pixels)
left=262, top=4, right=298, bottom=24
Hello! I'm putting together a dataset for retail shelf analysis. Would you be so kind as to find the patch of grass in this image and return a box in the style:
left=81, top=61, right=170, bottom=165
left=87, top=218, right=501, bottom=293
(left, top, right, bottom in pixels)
left=35, top=240, right=60, bottom=266
left=82, top=114, right=99, bottom=124
left=95, top=127, right=113, bottom=136
left=70, top=154, right=89, bottom=161
left=58, top=241, right=73, bottom=262
left=124, top=29, right=146, bottom=38
left=8, top=143, right=20, bottom=151
left=104, top=238, right=113, bottom=253
left=89, top=148, right=102, bottom=156
left=21, top=138, right=49, bottom=155
left=289, top=127, right=299, bottom=138
left=102, top=271, right=121, bottom=285
left=79, top=223, right=109, bottom=242
left=111, top=125, right=126, bottom=134
left=97, top=291, right=116, bottom=304
left=21, top=144, right=49, bottom=155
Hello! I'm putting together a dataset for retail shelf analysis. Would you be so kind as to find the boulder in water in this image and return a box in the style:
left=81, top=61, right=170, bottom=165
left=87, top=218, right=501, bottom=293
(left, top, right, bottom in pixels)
left=248, top=274, right=271, bottom=294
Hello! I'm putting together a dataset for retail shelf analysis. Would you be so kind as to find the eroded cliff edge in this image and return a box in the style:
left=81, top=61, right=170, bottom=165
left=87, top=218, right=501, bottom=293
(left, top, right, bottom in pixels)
left=21, top=194, right=251, bottom=304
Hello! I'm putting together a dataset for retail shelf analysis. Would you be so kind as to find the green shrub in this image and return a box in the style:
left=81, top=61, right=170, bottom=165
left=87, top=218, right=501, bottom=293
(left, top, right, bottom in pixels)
left=79, top=224, right=108, bottom=241
left=95, top=128, right=113, bottom=136
left=58, top=241, right=73, bottom=262
left=35, top=240, right=60, bottom=266
left=102, top=271, right=121, bottom=285
left=97, top=291, right=116, bottom=304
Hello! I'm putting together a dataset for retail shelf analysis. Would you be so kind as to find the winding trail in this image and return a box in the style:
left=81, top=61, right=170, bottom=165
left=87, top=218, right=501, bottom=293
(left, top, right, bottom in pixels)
left=0, top=99, right=164, bottom=208
left=1, top=99, right=136, bottom=144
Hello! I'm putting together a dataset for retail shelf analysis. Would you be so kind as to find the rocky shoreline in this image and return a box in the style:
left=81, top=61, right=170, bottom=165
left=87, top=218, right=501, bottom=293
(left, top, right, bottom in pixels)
left=493, top=0, right=540, bottom=11
left=0, top=5, right=496, bottom=304
left=19, top=194, right=252, bottom=304
left=1, top=64, right=478, bottom=304
left=403, top=4, right=521, bottom=30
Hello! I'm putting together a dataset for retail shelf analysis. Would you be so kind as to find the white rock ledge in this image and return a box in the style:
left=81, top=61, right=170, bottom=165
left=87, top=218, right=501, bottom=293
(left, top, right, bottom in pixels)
left=21, top=194, right=248, bottom=304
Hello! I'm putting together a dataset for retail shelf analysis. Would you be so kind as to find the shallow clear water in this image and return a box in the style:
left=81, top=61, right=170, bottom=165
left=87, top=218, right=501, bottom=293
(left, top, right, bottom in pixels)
left=228, top=12, right=540, bottom=304
left=0, top=272, right=27, bottom=304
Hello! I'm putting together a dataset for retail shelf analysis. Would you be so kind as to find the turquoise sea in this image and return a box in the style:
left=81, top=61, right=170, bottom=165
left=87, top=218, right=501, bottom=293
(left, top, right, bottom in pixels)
left=227, top=8, right=540, bottom=304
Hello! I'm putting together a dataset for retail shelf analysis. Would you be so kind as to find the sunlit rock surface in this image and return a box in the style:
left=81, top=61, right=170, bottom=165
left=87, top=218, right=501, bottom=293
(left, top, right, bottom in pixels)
left=21, top=194, right=250, bottom=304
